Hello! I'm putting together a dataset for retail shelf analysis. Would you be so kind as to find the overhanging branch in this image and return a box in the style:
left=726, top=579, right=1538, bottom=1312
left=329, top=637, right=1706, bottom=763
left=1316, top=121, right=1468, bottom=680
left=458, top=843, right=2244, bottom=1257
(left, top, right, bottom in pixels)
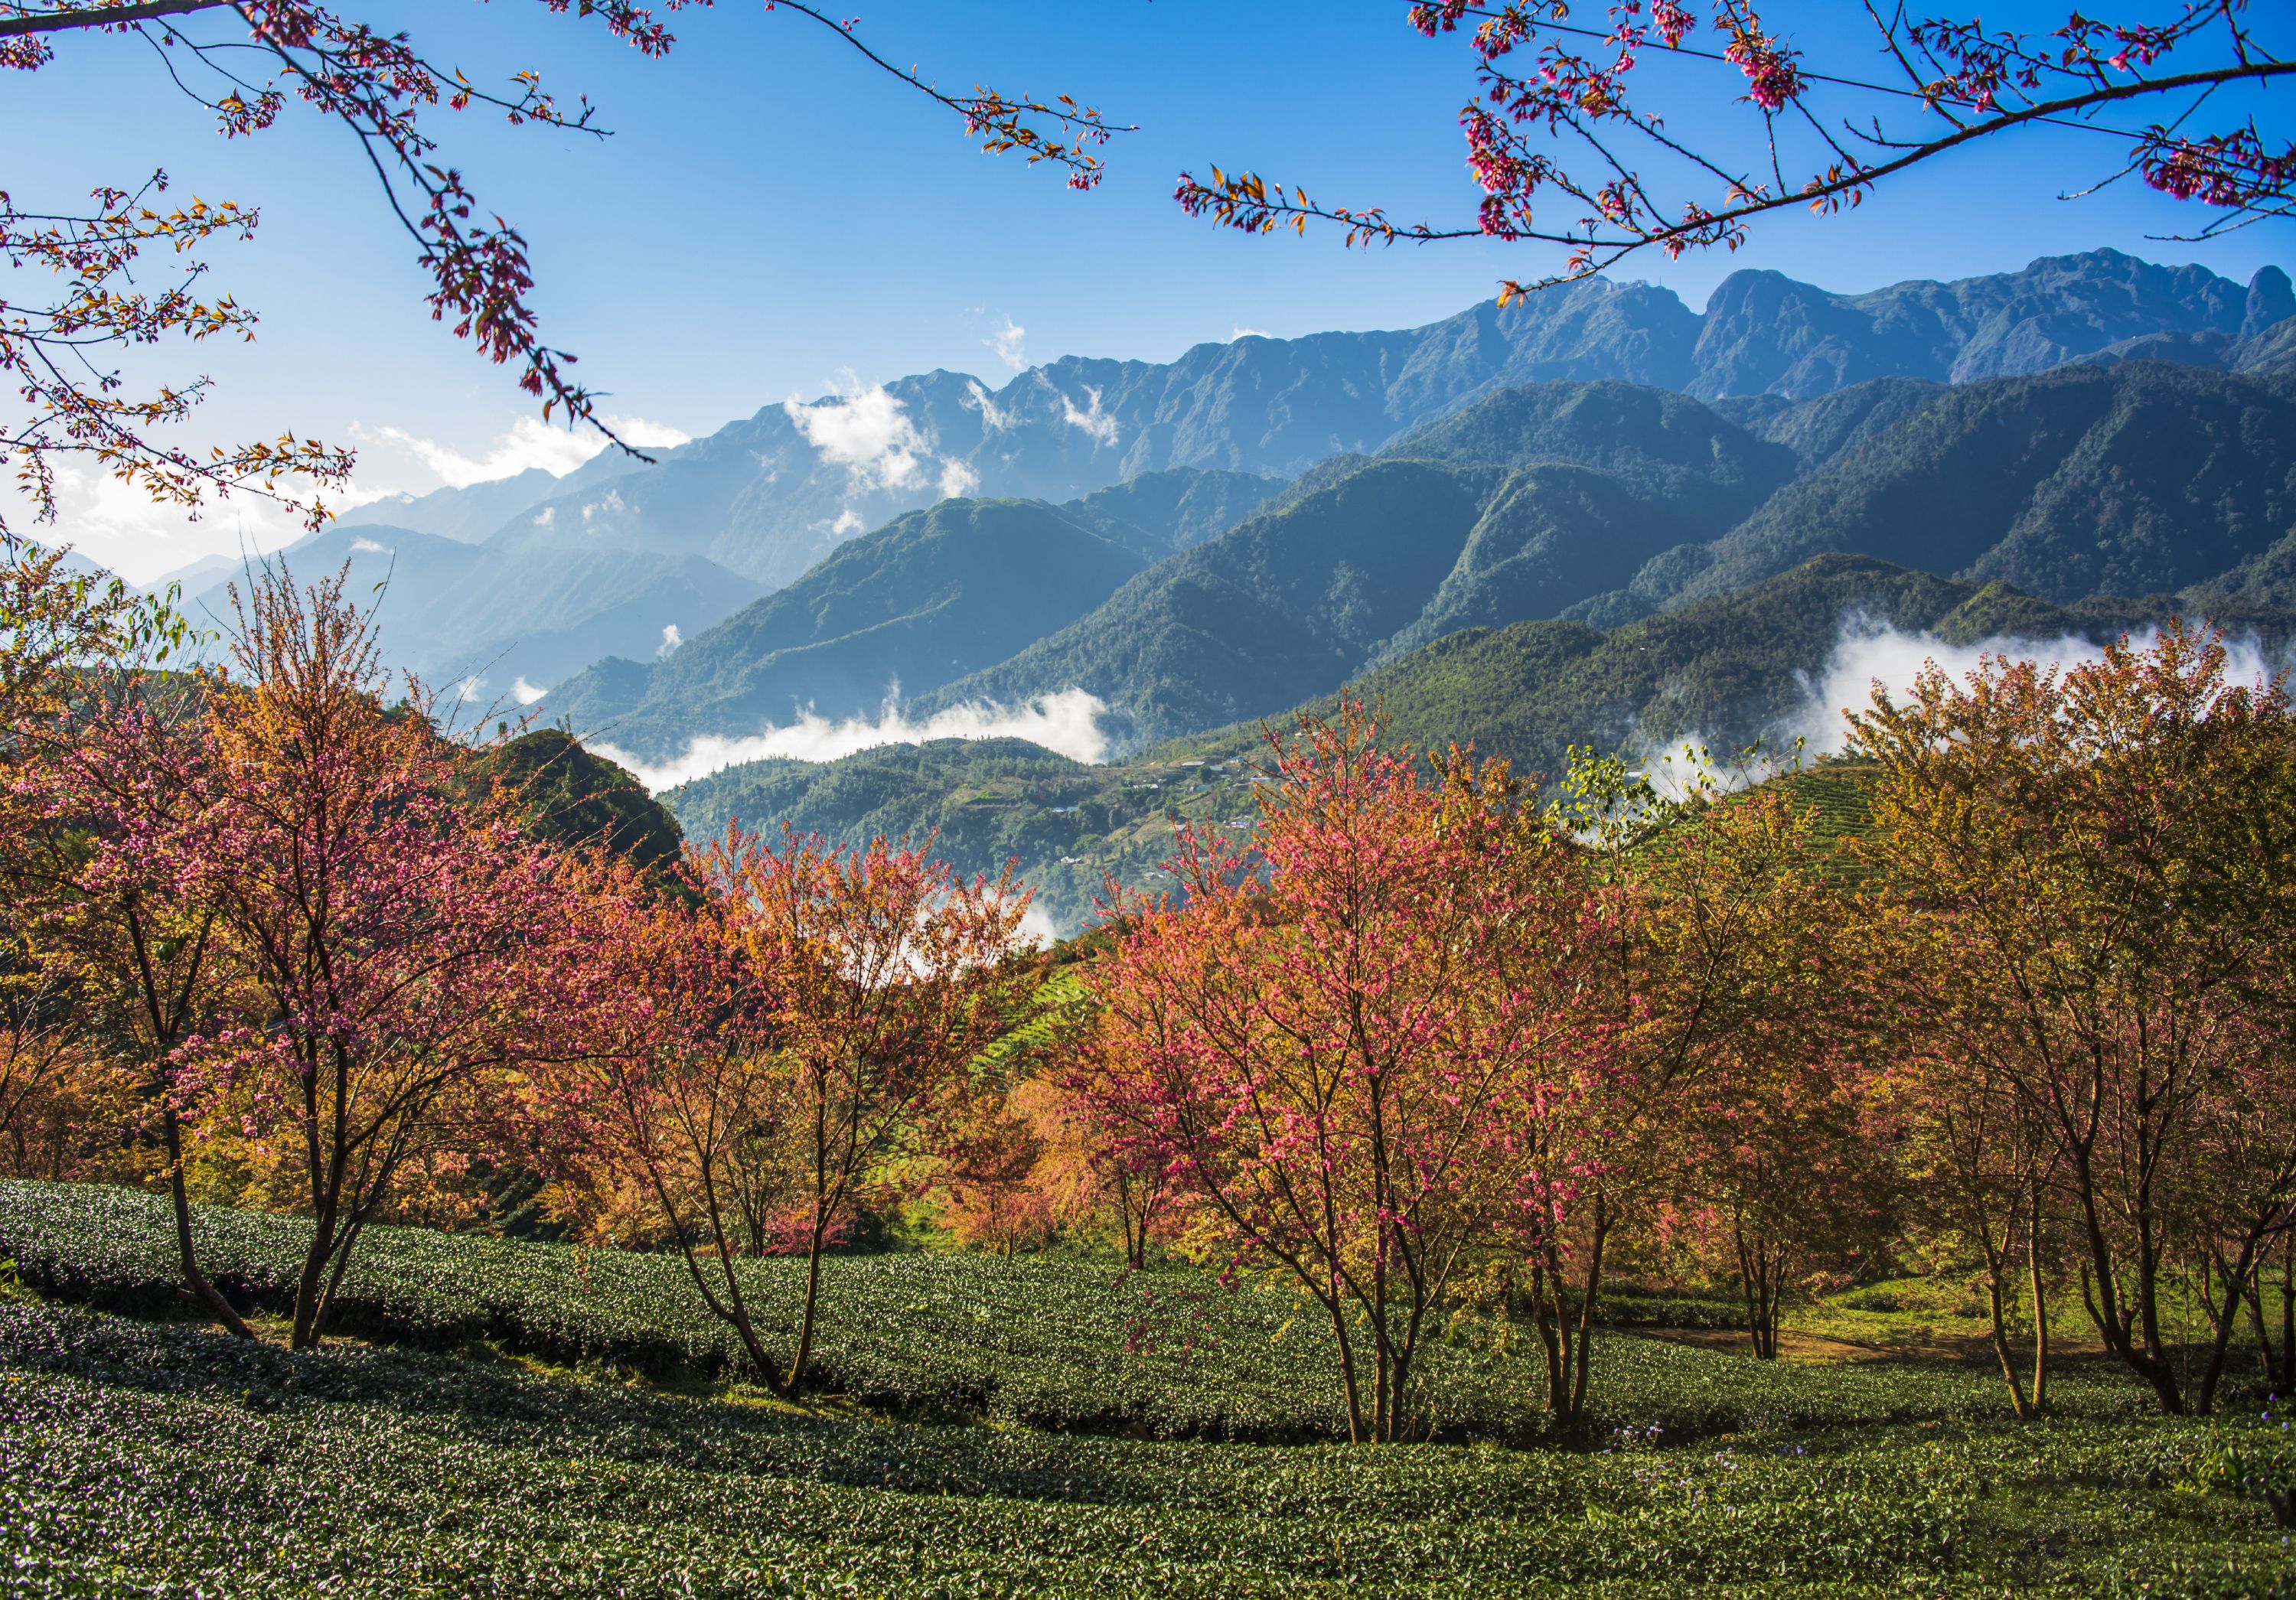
left=0, top=0, right=236, bottom=37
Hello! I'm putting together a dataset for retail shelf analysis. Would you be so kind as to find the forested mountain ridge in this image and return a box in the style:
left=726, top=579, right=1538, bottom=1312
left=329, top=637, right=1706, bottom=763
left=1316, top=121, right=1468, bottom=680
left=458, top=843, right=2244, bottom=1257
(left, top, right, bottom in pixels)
left=538, top=475, right=1276, bottom=761
left=1626, top=361, right=2296, bottom=615
left=874, top=360, right=2296, bottom=759
left=664, top=554, right=2296, bottom=930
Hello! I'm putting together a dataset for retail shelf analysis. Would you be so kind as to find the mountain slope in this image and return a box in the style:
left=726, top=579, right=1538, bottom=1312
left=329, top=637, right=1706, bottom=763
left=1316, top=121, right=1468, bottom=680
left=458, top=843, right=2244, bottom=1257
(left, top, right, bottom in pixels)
left=1374, top=379, right=1798, bottom=533
left=1632, top=362, right=2296, bottom=612
left=537, top=497, right=1153, bottom=759
left=912, top=460, right=1508, bottom=748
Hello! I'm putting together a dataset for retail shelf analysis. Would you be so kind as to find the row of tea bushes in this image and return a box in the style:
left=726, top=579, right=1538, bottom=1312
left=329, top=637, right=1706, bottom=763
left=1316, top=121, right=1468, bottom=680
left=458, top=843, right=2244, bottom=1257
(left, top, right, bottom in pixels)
left=0, top=1180, right=2161, bottom=1443
left=2, top=1299, right=2285, bottom=1598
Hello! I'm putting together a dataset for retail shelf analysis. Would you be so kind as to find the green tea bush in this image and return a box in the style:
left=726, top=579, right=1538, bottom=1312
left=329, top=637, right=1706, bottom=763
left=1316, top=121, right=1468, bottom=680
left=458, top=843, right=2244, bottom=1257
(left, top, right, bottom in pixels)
left=2, top=1299, right=2289, bottom=1598
left=0, top=1180, right=2157, bottom=1445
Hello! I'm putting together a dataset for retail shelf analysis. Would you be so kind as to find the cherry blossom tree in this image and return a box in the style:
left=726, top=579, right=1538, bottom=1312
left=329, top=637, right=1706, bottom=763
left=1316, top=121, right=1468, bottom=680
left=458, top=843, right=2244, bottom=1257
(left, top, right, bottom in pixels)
left=1180, top=3, right=2292, bottom=295
left=189, top=565, right=571, bottom=1348
left=0, top=2, right=1127, bottom=535
left=1090, top=703, right=1596, bottom=1443
left=0, top=556, right=251, bottom=1334
left=701, top=824, right=1028, bottom=1393
left=542, top=854, right=807, bottom=1370
left=1528, top=750, right=1855, bottom=1415
left=558, top=828, right=1027, bottom=1394
left=1876, top=917, right=2066, bottom=1419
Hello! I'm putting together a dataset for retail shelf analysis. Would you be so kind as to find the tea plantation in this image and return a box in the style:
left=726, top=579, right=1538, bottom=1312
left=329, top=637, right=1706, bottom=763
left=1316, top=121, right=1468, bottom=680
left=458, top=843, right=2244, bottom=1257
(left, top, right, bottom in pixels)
left=4, top=1181, right=2294, bottom=1596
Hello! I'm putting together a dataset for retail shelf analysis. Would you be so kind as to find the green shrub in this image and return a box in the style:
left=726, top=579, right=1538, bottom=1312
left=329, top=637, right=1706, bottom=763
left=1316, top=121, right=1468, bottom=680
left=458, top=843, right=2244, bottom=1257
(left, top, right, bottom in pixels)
left=0, top=1181, right=2170, bottom=1446
left=1, top=1299, right=2288, bottom=1598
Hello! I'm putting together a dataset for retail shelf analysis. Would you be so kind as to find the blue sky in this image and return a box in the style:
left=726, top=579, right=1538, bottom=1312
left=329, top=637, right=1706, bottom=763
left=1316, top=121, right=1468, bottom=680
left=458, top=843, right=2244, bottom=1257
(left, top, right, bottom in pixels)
left=10, top=0, right=2289, bottom=578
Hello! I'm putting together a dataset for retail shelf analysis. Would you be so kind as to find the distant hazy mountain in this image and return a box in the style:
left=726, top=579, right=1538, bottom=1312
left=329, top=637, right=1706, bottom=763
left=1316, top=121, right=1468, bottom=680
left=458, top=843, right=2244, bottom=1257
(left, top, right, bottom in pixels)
left=184, top=525, right=763, bottom=699
left=339, top=447, right=651, bottom=545
left=143, top=551, right=247, bottom=595
left=338, top=250, right=2281, bottom=605
left=540, top=497, right=1158, bottom=759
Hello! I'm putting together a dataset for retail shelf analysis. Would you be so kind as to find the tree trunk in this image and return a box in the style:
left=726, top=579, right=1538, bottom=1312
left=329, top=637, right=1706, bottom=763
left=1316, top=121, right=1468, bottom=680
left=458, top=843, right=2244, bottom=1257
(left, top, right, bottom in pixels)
left=1575, top=1213, right=1609, bottom=1419
left=1323, top=1286, right=1366, bottom=1445
left=2076, top=1180, right=2186, bottom=1413
left=161, top=1106, right=253, bottom=1339
left=1982, top=1241, right=2034, bottom=1420
left=782, top=1207, right=828, bottom=1398
left=2198, top=1243, right=2261, bottom=1416
left=2028, top=1189, right=2051, bottom=1415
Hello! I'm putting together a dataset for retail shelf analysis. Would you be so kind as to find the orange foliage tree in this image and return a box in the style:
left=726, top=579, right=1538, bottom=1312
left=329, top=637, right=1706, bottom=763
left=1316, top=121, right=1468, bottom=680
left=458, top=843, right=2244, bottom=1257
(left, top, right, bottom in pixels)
left=1854, top=624, right=2296, bottom=1414
left=558, top=829, right=1027, bottom=1396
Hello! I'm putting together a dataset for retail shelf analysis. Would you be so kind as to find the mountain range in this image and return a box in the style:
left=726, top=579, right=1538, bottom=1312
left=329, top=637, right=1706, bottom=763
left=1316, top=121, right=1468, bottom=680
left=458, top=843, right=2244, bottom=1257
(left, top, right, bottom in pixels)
left=664, top=551, right=2294, bottom=930
left=147, top=246, right=2296, bottom=930
left=268, top=249, right=2287, bottom=704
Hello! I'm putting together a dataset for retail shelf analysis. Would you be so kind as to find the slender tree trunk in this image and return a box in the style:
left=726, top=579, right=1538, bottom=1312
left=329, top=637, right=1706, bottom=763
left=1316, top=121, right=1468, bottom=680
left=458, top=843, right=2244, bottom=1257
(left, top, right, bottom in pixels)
left=1528, top=1257, right=1567, bottom=1429
left=1322, top=1284, right=1366, bottom=1445
left=1567, top=1209, right=1609, bottom=1422
left=1982, top=1238, right=2033, bottom=1419
left=782, top=1208, right=828, bottom=1397
left=2028, top=1188, right=2051, bottom=1415
left=309, top=1213, right=367, bottom=1344
left=2198, top=1243, right=2259, bottom=1416
left=2075, top=1171, right=2186, bottom=1413
left=161, top=1105, right=253, bottom=1339
left=290, top=1201, right=338, bottom=1350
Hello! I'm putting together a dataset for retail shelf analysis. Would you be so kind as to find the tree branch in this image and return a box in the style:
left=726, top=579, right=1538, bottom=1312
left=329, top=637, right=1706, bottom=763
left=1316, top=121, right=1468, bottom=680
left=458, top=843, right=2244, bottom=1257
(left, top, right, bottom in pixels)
left=0, top=0, right=234, bottom=37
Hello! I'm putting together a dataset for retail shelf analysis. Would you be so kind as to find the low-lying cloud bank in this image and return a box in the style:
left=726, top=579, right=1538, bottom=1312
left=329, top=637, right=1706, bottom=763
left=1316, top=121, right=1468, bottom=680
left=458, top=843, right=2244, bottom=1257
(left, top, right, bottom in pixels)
left=1624, top=614, right=2293, bottom=795
left=1786, top=614, right=2292, bottom=758
left=598, top=689, right=1113, bottom=793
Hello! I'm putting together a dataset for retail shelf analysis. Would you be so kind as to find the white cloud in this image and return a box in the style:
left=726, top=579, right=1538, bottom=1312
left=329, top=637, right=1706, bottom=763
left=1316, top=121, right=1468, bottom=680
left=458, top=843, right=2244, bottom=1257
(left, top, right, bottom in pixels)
left=964, top=380, right=1013, bottom=432
left=1232, top=326, right=1271, bottom=341
left=601, top=414, right=691, bottom=451
left=1015, top=902, right=1064, bottom=950
left=987, top=315, right=1029, bottom=372
left=350, top=536, right=390, bottom=555
left=533, top=507, right=556, bottom=528
left=456, top=675, right=485, bottom=703
left=657, top=624, right=683, bottom=658
left=939, top=459, right=980, bottom=499
left=1779, top=612, right=2293, bottom=757
left=2, top=458, right=312, bottom=585
left=1058, top=384, right=1120, bottom=447
left=510, top=676, right=549, bottom=705
left=357, top=416, right=594, bottom=489
left=353, top=412, right=690, bottom=492
left=596, top=687, right=1113, bottom=792
left=831, top=508, right=866, bottom=536
left=782, top=385, right=931, bottom=492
